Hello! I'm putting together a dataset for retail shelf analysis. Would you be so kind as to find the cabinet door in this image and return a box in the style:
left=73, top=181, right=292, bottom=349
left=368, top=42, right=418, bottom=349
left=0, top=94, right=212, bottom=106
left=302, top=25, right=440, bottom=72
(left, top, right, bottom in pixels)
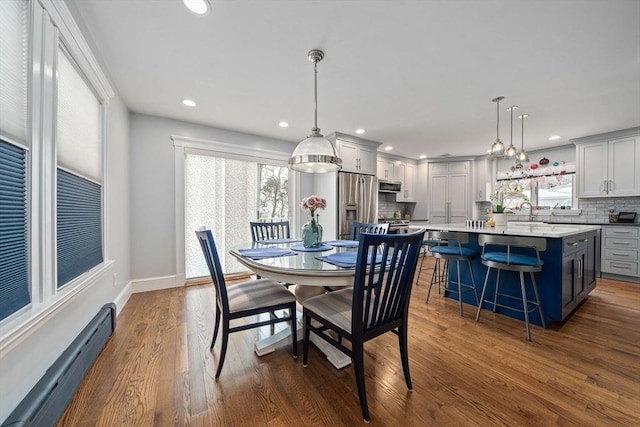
left=357, top=144, right=377, bottom=175
left=336, top=141, right=359, bottom=173
left=577, top=142, right=608, bottom=197
left=429, top=173, right=449, bottom=223
left=404, top=163, right=416, bottom=202
left=608, top=136, right=640, bottom=196
left=448, top=173, right=469, bottom=223
left=561, top=254, right=578, bottom=317
left=377, top=159, right=394, bottom=180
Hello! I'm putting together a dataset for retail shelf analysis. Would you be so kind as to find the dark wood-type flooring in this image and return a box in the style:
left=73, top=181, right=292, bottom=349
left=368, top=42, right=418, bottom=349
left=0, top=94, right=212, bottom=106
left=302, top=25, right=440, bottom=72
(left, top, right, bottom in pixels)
left=58, top=258, right=640, bottom=426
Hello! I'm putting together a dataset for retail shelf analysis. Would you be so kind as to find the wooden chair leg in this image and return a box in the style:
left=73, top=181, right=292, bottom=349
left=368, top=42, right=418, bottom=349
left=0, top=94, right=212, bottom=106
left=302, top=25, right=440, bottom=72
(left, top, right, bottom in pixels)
left=398, top=322, right=412, bottom=390
left=290, top=304, right=298, bottom=358
left=352, top=341, right=370, bottom=422
left=215, top=320, right=230, bottom=380
left=210, top=307, right=221, bottom=350
left=302, top=312, right=311, bottom=367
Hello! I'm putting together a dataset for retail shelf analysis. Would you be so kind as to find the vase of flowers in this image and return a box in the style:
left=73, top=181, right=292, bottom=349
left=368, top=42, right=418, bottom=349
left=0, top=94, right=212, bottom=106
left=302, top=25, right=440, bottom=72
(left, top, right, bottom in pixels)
left=301, top=195, right=326, bottom=248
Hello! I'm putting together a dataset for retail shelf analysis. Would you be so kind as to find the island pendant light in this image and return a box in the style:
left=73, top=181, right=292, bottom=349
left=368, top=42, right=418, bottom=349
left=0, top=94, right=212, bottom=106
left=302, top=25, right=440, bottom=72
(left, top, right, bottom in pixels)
left=489, top=96, right=505, bottom=156
left=516, top=113, right=530, bottom=163
left=504, top=105, right=518, bottom=159
left=289, top=49, right=342, bottom=173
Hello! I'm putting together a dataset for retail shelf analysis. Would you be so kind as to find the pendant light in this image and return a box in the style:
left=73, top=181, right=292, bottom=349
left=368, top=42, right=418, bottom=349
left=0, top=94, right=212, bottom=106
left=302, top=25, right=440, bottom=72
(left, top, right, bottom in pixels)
left=504, top=105, right=518, bottom=159
left=289, top=49, right=342, bottom=173
left=489, top=96, right=505, bottom=156
left=516, top=113, right=530, bottom=163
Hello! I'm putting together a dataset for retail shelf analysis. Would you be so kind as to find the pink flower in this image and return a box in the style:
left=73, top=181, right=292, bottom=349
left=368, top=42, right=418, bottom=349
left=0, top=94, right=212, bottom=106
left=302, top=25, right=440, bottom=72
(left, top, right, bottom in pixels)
left=301, top=195, right=327, bottom=216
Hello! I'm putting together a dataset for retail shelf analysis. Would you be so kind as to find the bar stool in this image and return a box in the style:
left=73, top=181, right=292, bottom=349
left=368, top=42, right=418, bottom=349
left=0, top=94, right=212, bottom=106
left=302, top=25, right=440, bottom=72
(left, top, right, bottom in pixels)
left=415, top=239, right=447, bottom=288
left=475, top=234, right=546, bottom=341
left=426, top=231, right=479, bottom=316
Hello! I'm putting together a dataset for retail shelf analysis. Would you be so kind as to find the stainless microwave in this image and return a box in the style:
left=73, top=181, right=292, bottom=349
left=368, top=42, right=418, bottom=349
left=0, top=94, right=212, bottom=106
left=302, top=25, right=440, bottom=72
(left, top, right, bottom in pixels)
left=379, top=181, right=402, bottom=193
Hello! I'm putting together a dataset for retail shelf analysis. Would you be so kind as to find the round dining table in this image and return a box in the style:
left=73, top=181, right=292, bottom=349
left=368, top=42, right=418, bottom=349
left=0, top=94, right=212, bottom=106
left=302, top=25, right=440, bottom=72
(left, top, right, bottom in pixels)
left=229, top=239, right=360, bottom=369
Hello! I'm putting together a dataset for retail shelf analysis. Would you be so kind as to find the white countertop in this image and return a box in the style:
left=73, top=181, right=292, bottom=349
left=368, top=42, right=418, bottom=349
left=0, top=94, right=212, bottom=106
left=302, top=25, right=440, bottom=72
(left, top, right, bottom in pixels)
left=417, top=222, right=601, bottom=238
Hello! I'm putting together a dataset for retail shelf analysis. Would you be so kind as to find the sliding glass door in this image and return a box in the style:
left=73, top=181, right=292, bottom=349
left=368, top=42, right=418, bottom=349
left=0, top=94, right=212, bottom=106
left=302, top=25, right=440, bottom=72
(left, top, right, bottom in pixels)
left=184, top=153, right=288, bottom=278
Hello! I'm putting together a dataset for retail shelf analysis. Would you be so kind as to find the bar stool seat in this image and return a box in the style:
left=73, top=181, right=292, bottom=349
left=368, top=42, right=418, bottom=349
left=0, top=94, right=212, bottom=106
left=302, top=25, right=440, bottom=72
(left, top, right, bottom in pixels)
left=425, top=231, right=479, bottom=316
left=475, top=234, right=547, bottom=341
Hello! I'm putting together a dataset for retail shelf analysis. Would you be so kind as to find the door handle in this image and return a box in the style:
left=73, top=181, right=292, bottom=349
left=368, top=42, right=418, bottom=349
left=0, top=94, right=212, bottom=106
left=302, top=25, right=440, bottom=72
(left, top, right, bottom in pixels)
left=609, top=180, right=613, bottom=193
left=603, top=180, right=608, bottom=193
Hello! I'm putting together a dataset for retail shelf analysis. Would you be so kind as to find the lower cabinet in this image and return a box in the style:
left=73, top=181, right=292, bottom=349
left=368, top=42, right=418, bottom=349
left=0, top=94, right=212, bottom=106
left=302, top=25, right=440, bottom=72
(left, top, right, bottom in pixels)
left=601, top=225, right=639, bottom=278
left=561, top=231, right=598, bottom=319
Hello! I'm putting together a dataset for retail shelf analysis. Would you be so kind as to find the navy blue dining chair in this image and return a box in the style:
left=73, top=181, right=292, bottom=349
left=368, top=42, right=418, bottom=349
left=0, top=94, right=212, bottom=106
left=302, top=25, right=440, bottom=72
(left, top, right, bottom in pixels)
left=349, top=221, right=389, bottom=240
left=250, top=221, right=291, bottom=242
left=302, top=229, right=426, bottom=422
left=195, top=229, right=297, bottom=380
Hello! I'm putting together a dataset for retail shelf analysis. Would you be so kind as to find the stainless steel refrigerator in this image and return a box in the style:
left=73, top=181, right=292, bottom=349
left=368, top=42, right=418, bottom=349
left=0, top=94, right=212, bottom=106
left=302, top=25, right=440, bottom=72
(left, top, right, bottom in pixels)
left=337, top=172, right=378, bottom=239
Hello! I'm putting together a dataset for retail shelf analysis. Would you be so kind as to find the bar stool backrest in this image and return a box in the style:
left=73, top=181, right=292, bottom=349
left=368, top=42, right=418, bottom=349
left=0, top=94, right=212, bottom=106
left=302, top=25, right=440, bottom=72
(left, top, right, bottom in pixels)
left=428, top=231, right=469, bottom=256
left=478, top=234, right=546, bottom=266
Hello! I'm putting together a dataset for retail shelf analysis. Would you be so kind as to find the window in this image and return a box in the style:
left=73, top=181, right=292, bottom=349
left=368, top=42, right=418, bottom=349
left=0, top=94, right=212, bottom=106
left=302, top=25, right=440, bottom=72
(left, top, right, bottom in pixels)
left=184, top=154, right=289, bottom=279
left=497, top=173, right=575, bottom=210
left=55, top=48, right=104, bottom=287
left=0, top=0, right=111, bottom=330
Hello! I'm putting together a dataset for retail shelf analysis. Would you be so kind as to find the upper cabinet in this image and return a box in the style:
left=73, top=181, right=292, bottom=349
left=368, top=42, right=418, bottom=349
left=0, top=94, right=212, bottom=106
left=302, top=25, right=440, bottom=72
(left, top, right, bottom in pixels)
left=573, top=128, right=640, bottom=198
left=377, top=158, right=395, bottom=181
left=474, top=158, right=494, bottom=202
left=327, top=132, right=380, bottom=175
left=394, top=161, right=416, bottom=202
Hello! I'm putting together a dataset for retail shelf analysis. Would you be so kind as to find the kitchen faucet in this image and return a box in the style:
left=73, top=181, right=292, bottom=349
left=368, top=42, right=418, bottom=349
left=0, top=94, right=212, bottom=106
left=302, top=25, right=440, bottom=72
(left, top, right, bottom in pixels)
left=520, top=201, right=533, bottom=222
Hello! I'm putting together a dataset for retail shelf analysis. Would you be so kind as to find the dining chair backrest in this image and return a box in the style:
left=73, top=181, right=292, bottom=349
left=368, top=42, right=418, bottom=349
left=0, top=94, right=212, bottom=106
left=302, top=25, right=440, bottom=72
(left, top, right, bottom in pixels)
left=195, top=229, right=230, bottom=314
left=350, top=222, right=390, bottom=240
left=353, top=229, right=425, bottom=334
left=250, top=221, right=291, bottom=242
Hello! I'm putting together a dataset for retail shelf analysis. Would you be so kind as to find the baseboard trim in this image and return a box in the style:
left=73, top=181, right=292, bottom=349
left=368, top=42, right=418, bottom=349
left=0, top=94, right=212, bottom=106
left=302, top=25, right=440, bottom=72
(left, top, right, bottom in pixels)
left=131, top=275, right=184, bottom=294
left=113, top=281, right=133, bottom=316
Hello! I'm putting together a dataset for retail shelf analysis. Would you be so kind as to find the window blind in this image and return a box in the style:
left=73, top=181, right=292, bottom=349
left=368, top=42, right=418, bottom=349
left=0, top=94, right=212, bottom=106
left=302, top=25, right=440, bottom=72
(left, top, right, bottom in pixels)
left=57, top=169, right=103, bottom=287
left=0, top=0, right=28, bottom=144
left=0, top=140, right=29, bottom=321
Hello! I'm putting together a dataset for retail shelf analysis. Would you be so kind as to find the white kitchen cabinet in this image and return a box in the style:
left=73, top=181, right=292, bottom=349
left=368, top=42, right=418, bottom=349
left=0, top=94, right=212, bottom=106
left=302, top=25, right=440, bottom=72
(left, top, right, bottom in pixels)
left=377, top=158, right=395, bottom=181
left=428, top=161, right=470, bottom=224
left=395, top=161, right=416, bottom=202
left=601, top=226, right=639, bottom=279
left=328, top=132, right=379, bottom=175
left=474, top=158, right=494, bottom=202
left=573, top=128, right=640, bottom=198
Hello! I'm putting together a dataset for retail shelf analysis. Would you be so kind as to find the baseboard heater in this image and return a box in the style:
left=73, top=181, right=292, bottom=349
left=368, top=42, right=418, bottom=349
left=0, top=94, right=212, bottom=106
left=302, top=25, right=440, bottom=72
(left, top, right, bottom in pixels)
left=2, top=303, right=116, bottom=427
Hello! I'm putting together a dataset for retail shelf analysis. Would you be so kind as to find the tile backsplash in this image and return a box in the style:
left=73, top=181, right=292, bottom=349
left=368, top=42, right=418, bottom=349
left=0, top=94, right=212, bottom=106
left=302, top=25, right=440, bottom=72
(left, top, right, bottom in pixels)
left=378, top=192, right=412, bottom=219
left=526, top=197, right=640, bottom=224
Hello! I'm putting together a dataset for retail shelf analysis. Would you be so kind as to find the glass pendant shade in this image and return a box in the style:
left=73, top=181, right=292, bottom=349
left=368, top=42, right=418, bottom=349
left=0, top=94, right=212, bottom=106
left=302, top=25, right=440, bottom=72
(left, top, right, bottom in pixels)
left=504, top=105, right=518, bottom=159
left=489, top=96, right=505, bottom=156
left=516, top=113, right=529, bottom=163
left=289, top=49, right=342, bottom=173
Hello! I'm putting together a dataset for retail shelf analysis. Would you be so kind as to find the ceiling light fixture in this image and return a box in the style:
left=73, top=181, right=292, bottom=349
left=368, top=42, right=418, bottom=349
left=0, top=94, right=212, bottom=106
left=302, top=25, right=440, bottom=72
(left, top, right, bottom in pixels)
left=278, top=121, right=289, bottom=128
left=182, top=98, right=197, bottom=107
left=355, top=128, right=365, bottom=135
left=183, top=0, right=211, bottom=15
left=504, top=105, right=518, bottom=159
left=516, top=114, right=530, bottom=163
left=384, top=146, right=393, bottom=151
left=289, top=49, right=342, bottom=173
left=489, top=96, right=505, bottom=156
left=549, top=135, right=561, bottom=141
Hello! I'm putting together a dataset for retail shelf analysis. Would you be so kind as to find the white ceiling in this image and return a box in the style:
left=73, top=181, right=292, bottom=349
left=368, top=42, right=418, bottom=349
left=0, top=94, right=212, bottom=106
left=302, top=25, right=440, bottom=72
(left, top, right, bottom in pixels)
left=69, top=0, right=640, bottom=160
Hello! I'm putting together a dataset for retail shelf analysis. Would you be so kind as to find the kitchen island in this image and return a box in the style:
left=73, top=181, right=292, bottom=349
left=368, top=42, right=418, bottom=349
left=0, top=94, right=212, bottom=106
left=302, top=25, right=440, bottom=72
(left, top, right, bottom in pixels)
left=420, top=222, right=601, bottom=325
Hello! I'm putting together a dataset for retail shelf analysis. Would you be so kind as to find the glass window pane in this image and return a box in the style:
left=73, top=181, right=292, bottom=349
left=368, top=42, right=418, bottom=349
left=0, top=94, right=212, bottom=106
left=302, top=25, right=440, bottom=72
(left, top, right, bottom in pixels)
left=0, top=0, right=28, bottom=144
left=258, top=164, right=289, bottom=221
left=537, top=174, right=573, bottom=208
left=56, top=49, right=102, bottom=182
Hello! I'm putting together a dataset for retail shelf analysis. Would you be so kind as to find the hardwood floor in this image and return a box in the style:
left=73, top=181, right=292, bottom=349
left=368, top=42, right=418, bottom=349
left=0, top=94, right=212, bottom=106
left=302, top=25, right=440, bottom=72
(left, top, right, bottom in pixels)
left=58, top=259, right=640, bottom=426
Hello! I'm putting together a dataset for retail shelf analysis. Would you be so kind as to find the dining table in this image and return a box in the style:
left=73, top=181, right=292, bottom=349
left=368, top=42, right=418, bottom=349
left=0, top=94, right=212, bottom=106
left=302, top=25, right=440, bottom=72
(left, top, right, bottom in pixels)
left=230, top=238, right=365, bottom=369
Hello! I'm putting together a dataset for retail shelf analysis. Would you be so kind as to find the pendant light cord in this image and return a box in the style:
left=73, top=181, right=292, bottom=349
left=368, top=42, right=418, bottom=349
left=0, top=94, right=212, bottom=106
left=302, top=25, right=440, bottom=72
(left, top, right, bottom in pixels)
left=521, top=115, right=525, bottom=149
left=496, top=98, right=500, bottom=140
left=313, top=60, right=318, bottom=132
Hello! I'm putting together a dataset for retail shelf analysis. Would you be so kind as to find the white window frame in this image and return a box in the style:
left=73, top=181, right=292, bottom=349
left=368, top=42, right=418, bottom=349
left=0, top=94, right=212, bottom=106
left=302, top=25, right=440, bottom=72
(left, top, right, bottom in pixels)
left=172, top=135, right=295, bottom=285
left=0, top=0, right=114, bottom=353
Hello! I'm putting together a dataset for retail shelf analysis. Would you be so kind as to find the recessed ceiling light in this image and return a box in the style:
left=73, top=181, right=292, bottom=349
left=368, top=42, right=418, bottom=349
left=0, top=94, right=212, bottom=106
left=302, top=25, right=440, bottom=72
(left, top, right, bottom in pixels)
left=355, top=128, right=365, bottom=135
left=549, top=135, right=561, bottom=141
left=384, top=146, right=393, bottom=151
left=278, top=121, right=289, bottom=128
left=182, top=99, right=197, bottom=107
left=419, top=154, right=427, bottom=159
left=184, top=0, right=211, bottom=15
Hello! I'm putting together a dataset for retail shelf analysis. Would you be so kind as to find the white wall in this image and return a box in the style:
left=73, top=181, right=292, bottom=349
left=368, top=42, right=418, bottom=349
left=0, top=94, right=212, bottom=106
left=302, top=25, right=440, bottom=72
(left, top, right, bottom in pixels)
left=0, top=95, right=131, bottom=422
left=130, top=113, right=297, bottom=282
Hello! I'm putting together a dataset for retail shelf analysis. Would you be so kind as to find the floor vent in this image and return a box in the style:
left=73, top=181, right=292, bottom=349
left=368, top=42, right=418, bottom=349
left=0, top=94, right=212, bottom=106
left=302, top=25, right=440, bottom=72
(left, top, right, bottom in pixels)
left=2, top=303, right=116, bottom=427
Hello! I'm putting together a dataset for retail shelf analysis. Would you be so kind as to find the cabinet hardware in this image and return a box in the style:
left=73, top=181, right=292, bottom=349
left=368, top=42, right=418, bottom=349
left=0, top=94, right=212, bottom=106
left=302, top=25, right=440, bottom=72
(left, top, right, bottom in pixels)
left=611, top=252, right=630, bottom=256
left=612, top=230, right=631, bottom=234
left=603, top=180, right=608, bottom=193
left=567, top=242, right=579, bottom=246
left=612, top=242, right=631, bottom=245
left=609, top=180, right=614, bottom=193
left=610, top=263, right=631, bottom=269
left=579, top=238, right=588, bottom=243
